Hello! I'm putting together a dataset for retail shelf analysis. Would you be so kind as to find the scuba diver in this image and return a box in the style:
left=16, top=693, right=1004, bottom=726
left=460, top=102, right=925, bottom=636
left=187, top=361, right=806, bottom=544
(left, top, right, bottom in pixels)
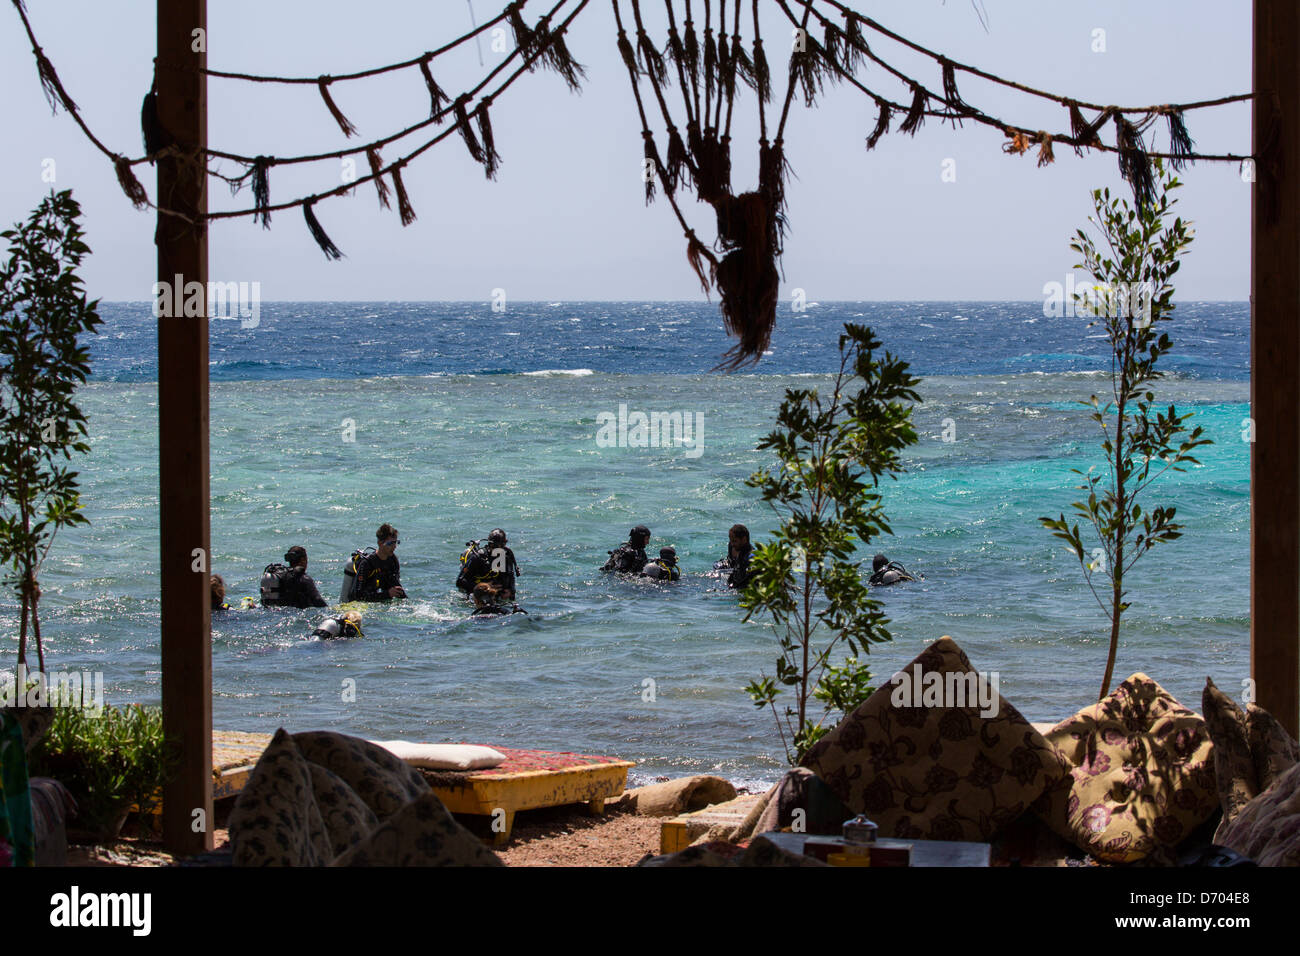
left=263, top=546, right=329, bottom=609
left=869, top=554, right=920, bottom=586
left=713, top=524, right=753, bottom=589
left=457, top=528, right=520, bottom=596
left=602, top=524, right=651, bottom=574
left=313, top=610, right=364, bottom=640
left=641, top=546, right=681, bottom=581
left=470, top=582, right=527, bottom=616
left=211, top=574, right=233, bottom=611
left=354, top=524, right=407, bottom=602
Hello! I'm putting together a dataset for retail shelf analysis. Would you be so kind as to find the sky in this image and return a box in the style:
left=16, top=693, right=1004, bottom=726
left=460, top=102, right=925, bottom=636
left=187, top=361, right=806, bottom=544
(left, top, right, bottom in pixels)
left=1, top=0, right=1253, bottom=302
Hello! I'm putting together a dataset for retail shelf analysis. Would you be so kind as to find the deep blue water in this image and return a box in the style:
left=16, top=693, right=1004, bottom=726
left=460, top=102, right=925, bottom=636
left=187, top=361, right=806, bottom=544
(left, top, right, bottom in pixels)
left=91, top=300, right=1250, bottom=381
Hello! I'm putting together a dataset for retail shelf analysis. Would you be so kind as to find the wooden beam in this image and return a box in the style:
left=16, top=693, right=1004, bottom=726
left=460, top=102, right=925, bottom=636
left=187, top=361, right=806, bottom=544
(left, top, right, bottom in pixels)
left=1251, top=0, right=1300, bottom=738
left=156, top=0, right=212, bottom=853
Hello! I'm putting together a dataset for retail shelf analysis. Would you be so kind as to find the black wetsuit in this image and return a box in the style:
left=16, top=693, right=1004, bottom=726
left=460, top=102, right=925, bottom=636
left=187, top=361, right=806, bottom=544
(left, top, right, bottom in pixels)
left=457, top=545, right=519, bottom=595
left=716, top=546, right=753, bottom=590
left=602, top=543, right=648, bottom=574
left=355, top=552, right=402, bottom=601
left=282, top=568, right=328, bottom=609
left=869, top=562, right=917, bottom=587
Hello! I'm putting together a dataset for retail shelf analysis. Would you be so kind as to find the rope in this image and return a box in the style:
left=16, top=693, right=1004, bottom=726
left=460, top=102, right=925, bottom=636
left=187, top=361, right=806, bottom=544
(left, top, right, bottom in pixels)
left=190, top=1, right=526, bottom=84
left=206, top=0, right=590, bottom=220
left=817, top=0, right=1252, bottom=115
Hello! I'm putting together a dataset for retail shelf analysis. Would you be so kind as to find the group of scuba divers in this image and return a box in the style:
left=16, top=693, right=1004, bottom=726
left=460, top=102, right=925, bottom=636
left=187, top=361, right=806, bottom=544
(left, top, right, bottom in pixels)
left=206, top=520, right=920, bottom=642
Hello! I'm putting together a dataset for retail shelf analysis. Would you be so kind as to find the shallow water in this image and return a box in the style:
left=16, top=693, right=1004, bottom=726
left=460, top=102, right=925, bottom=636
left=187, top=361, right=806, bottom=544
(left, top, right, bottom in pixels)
left=1, top=302, right=1250, bottom=788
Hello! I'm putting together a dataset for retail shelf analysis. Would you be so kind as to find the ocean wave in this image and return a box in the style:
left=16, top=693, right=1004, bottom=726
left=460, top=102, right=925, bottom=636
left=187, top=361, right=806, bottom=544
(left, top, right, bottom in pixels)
left=522, top=368, right=595, bottom=377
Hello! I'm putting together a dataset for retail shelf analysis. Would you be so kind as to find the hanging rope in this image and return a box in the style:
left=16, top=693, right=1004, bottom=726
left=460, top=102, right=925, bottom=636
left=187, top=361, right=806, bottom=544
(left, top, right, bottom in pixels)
left=10, top=0, right=1255, bottom=361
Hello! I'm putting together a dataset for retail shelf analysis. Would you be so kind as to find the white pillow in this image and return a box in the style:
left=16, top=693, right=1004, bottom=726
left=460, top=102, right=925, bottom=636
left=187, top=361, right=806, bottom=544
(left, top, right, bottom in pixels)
left=370, top=740, right=506, bottom=771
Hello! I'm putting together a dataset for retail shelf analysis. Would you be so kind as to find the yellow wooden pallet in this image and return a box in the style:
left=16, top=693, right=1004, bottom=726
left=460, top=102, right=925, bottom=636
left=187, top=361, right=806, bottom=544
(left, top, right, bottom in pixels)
left=424, top=753, right=635, bottom=846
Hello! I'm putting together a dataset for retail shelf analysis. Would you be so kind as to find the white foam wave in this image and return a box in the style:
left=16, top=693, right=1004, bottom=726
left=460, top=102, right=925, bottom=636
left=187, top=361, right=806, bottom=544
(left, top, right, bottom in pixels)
left=522, top=368, right=595, bottom=377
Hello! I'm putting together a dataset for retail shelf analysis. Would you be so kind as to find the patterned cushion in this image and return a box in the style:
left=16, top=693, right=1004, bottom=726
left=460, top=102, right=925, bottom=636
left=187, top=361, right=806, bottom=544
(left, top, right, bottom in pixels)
left=330, top=791, right=502, bottom=867
left=1215, top=761, right=1300, bottom=866
left=291, top=731, right=429, bottom=822
left=800, top=636, right=1067, bottom=842
left=1035, top=673, right=1217, bottom=863
left=1201, top=677, right=1257, bottom=823
left=229, top=729, right=333, bottom=866
left=308, top=762, right=378, bottom=858
left=1247, top=703, right=1299, bottom=791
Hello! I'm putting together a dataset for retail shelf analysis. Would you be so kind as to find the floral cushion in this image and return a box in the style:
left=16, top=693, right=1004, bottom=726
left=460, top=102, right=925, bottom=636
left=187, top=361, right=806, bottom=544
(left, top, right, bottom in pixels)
left=330, top=791, right=502, bottom=867
left=291, top=731, right=429, bottom=823
left=1034, top=673, right=1217, bottom=863
left=800, top=636, right=1068, bottom=842
left=1247, top=703, right=1299, bottom=791
left=308, top=762, right=379, bottom=858
left=229, top=729, right=333, bottom=866
left=1201, top=678, right=1258, bottom=824
left=1215, top=761, right=1300, bottom=866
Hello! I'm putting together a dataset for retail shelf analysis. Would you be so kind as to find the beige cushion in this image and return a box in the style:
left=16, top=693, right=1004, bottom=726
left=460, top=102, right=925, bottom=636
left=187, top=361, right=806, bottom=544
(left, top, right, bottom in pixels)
left=331, top=791, right=503, bottom=867
left=370, top=741, right=506, bottom=771
left=1035, top=673, right=1217, bottom=863
left=229, top=729, right=333, bottom=866
left=1215, top=761, right=1300, bottom=866
left=800, top=635, right=1067, bottom=842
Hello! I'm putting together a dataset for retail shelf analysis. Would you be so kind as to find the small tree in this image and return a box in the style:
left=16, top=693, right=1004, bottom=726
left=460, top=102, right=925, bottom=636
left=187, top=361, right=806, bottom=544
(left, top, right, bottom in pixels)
left=742, top=323, right=920, bottom=764
left=1041, top=162, right=1211, bottom=701
left=0, top=190, right=101, bottom=676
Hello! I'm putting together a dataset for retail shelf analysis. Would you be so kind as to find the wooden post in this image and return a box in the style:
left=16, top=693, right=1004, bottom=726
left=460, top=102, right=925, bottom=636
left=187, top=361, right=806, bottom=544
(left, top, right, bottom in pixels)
left=156, top=0, right=212, bottom=853
left=1251, top=0, right=1300, bottom=738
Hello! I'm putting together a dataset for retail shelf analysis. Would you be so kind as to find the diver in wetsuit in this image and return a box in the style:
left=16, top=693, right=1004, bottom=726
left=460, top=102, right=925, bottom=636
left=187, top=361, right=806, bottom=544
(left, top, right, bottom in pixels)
left=457, top=528, right=520, bottom=596
left=355, top=524, right=407, bottom=601
left=281, top=546, right=329, bottom=608
left=602, top=525, right=651, bottom=574
left=470, top=582, right=527, bottom=616
left=641, top=546, right=681, bottom=581
left=713, top=524, right=753, bottom=589
left=314, top=610, right=364, bottom=639
left=869, top=553, right=919, bottom=586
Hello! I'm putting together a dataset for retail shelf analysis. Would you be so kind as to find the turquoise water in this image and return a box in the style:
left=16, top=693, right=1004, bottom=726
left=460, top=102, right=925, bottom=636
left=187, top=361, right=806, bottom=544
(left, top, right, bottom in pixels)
left=6, top=355, right=1249, bottom=788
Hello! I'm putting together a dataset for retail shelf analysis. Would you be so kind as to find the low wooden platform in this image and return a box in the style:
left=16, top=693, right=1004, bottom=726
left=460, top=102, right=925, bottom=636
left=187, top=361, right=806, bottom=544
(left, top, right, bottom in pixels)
left=212, top=731, right=272, bottom=800
left=420, top=748, right=635, bottom=845
left=660, top=792, right=765, bottom=854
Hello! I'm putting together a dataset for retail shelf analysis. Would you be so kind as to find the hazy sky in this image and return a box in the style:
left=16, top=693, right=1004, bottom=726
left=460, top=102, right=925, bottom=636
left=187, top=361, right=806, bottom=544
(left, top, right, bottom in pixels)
left=2, top=1, right=1252, bottom=302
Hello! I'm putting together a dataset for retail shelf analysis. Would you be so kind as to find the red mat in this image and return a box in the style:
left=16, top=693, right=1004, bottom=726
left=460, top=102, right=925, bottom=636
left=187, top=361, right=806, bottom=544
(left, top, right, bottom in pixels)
left=457, top=746, right=630, bottom=777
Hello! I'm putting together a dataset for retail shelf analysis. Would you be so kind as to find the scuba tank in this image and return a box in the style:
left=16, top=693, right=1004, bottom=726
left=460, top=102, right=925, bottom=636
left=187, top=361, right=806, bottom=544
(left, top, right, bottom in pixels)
left=457, top=540, right=487, bottom=592
left=340, top=547, right=376, bottom=602
left=313, top=616, right=363, bottom=640
left=260, top=563, right=289, bottom=607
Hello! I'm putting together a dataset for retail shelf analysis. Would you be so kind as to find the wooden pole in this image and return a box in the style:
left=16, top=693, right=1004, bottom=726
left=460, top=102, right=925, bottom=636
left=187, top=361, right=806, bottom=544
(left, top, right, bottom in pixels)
left=156, top=0, right=212, bottom=853
left=1251, top=0, right=1300, bottom=738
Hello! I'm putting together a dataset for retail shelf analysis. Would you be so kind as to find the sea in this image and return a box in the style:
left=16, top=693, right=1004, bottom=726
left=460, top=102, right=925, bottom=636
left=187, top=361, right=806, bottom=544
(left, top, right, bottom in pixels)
left=1, top=300, right=1251, bottom=789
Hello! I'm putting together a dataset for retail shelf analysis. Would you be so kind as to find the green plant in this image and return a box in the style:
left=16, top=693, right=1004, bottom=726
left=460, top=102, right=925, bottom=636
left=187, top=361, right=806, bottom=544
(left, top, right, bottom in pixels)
left=0, top=189, right=101, bottom=675
left=742, top=323, right=920, bottom=764
left=27, top=701, right=176, bottom=840
left=1040, top=161, right=1211, bottom=701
